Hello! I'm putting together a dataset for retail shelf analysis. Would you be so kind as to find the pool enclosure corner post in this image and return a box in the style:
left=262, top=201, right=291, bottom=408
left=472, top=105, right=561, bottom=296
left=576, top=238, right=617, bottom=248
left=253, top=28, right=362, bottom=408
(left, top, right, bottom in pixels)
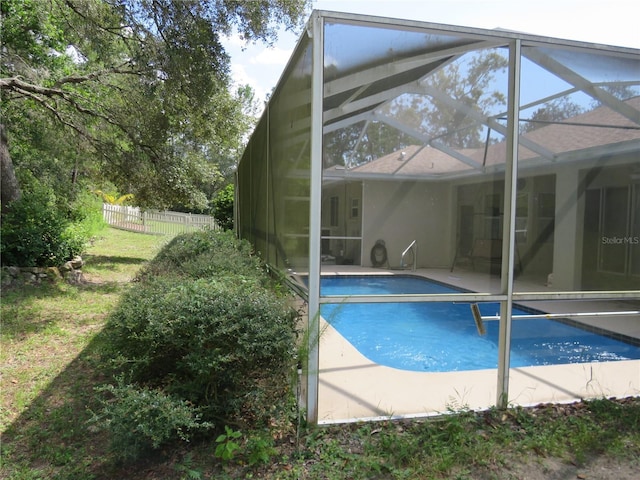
left=306, top=11, right=324, bottom=425
left=497, top=39, right=522, bottom=410
left=233, top=170, right=238, bottom=237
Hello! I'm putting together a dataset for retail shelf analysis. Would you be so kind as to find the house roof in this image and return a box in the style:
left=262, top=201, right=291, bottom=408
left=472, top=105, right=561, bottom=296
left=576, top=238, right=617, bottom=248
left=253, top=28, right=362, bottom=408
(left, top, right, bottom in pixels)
left=325, top=96, right=640, bottom=180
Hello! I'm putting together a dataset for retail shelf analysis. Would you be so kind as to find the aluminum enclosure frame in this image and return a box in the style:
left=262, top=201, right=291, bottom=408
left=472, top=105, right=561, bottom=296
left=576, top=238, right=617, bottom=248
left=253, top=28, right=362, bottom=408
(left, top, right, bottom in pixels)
left=236, top=10, right=640, bottom=424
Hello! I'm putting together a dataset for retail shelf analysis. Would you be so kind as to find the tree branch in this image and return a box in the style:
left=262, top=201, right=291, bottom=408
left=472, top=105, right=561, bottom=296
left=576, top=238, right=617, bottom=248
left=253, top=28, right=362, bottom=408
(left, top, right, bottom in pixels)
left=52, top=63, right=144, bottom=87
left=15, top=86, right=91, bottom=140
left=2, top=75, right=135, bottom=131
left=13, top=81, right=163, bottom=170
left=63, top=0, right=133, bottom=42
left=7, top=78, right=135, bottom=152
left=0, top=77, right=66, bottom=97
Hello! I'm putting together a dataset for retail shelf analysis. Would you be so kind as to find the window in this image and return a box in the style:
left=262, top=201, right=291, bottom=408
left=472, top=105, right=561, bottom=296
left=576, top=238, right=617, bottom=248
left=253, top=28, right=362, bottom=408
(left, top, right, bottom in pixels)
left=600, top=186, right=628, bottom=274
left=597, top=185, right=639, bottom=276
left=330, top=196, right=339, bottom=227
left=632, top=185, right=640, bottom=276
left=350, top=198, right=359, bottom=218
left=536, top=193, right=555, bottom=244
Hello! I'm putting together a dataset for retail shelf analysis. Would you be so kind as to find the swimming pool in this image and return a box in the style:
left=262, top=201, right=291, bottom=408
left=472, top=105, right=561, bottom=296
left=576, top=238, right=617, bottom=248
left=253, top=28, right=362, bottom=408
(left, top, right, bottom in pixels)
left=320, top=275, right=640, bottom=372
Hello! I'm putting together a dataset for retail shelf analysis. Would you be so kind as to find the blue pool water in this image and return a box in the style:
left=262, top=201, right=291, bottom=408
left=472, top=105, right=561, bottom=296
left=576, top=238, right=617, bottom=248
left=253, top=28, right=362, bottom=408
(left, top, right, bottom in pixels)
left=320, top=275, right=640, bottom=372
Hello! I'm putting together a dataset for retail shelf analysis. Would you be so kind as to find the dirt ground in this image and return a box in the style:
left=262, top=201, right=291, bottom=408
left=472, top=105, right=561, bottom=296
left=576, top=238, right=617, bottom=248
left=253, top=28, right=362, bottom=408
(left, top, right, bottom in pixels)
left=492, top=455, right=639, bottom=480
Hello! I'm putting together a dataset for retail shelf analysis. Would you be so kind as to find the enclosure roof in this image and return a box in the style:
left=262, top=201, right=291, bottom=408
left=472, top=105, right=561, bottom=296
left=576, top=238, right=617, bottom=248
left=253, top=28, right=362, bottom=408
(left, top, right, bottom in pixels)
left=312, top=10, right=640, bottom=52
left=315, top=10, right=639, bottom=125
left=250, top=10, right=640, bottom=182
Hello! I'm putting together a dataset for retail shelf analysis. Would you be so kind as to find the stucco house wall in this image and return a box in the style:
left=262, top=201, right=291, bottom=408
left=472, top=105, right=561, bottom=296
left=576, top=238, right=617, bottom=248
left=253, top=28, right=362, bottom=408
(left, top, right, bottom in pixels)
left=361, top=180, right=452, bottom=268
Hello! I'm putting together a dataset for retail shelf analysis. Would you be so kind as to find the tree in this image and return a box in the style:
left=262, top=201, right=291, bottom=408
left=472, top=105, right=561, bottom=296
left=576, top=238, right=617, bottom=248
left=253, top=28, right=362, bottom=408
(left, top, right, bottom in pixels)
left=0, top=124, right=21, bottom=213
left=520, top=97, right=585, bottom=134
left=211, top=183, right=234, bottom=230
left=323, top=50, right=509, bottom=166
left=1, top=0, right=309, bottom=212
left=400, top=51, right=508, bottom=149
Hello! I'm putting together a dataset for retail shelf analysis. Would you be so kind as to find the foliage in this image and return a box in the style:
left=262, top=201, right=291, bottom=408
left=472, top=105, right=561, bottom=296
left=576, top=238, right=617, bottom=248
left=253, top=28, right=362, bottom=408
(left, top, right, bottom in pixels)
left=211, top=183, right=235, bottom=230
left=417, top=51, right=508, bottom=148
left=96, top=230, right=299, bottom=460
left=174, top=453, right=204, bottom=480
left=94, top=190, right=134, bottom=205
left=64, top=188, right=108, bottom=248
left=2, top=227, right=640, bottom=478
left=100, top=274, right=298, bottom=424
left=213, top=426, right=277, bottom=465
left=521, top=96, right=586, bottom=134
left=0, top=176, right=105, bottom=267
left=137, top=229, right=264, bottom=282
left=214, top=426, right=243, bottom=462
left=90, top=380, right=213, bottom=462
left=1, top=180, right=73, bottom=267
left=245, top=431, right=278, bottom=466
left=1, top=0, right=310, bottom=209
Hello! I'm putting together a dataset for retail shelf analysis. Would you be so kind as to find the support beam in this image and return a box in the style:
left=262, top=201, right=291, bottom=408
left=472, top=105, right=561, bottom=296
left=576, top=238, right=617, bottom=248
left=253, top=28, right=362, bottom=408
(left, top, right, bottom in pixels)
left=523, top=47, right=640, bottom=126
left=306, top=12, right=324, bottom=425
left=497, top=39, right=522, bottom=409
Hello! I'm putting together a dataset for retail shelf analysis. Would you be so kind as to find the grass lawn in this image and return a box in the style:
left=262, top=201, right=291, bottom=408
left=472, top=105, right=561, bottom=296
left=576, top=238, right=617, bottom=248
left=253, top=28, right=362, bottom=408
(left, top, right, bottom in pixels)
left=1, top=226, right=639, bottom=479
left=1, top=228, right=168, bottom=479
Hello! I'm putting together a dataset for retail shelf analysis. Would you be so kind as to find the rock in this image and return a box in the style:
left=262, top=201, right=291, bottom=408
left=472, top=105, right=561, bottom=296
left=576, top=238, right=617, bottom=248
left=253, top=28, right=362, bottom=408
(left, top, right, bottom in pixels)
left=1, top=263, right=80, bottom=286
left=21, top=272, right=36, bottom=283
left=1, top=271, right=14, bottom=287
left=70, top=256, right=84, bottom=269
left=64, top=269, right=84, bottom=284
left=7, top=266, right=20, bottom=277
left=60, top=261, right=74, bottom=272
left=45, top=267, right=63, bottom=280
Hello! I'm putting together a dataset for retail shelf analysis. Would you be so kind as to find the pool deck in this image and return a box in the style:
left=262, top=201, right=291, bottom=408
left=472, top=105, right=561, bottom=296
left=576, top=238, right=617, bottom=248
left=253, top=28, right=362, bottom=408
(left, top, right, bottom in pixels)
left=308, top=266, right=640, bottom=423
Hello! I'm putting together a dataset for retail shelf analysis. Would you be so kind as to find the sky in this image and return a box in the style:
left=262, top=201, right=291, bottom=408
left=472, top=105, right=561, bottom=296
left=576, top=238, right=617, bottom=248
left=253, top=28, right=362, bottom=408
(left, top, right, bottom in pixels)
left=223, top=0, right=640, bottom=105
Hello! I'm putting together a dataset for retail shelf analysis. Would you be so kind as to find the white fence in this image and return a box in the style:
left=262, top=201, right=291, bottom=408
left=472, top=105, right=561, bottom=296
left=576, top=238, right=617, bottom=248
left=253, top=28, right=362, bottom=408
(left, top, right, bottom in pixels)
left=102, top=204, right=220, bottom=235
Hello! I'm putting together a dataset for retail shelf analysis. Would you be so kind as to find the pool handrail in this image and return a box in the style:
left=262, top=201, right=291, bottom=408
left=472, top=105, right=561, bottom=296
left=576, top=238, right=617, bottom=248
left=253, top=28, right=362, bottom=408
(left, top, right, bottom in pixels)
left=469, top=303, right=640, bottom=321
left=401, top=240, right=417, bottom=271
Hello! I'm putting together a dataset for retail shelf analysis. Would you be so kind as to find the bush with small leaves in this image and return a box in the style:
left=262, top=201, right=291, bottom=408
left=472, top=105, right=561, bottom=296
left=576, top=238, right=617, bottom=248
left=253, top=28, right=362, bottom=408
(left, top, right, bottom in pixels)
left=211, top=183, right=234, bottom=231
left=104, top=276, right=297, bottom=424
left=137, top=229, right=266, bottom=282
left=90, top=380, right=212, bottom=462
left=1, top=182, right=72, bottom=267
left=101, top=275, right=298, bottom=423
left=1, top=179, right=104, bottom=267
left=96, top=230, right=300, bottom=461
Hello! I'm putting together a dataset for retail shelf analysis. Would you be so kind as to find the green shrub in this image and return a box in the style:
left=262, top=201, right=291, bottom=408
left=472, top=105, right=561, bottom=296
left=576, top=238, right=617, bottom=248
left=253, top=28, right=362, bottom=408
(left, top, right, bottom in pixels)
left=68, top=188, right=107, bottom=238
left=245, top=431, right=278, bottom=465
left=91, top=380, right=212, bottom=462
left=0, top=180, right=104, bottom=267
left=138, top=229, right=265, bottom=282
left=96, top=230, right=300, bottom=461
left=211, top=183, right=234, bottom=231
left=1, top=182, right=73, bottom=266
left=100, top=274, right=298, bottom=425
left=214, top=426, right=243, bottom=462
